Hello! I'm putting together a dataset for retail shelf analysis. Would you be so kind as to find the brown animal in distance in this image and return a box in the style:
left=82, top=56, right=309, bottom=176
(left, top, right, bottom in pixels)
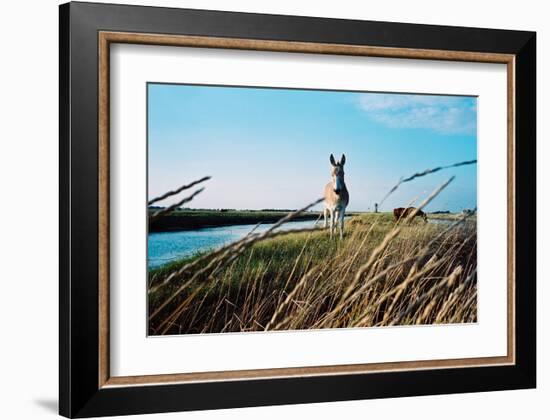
left=393, top=207, right=428, bottom=223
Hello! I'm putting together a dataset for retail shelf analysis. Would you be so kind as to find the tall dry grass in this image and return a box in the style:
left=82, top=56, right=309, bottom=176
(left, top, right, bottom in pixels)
left=147, top=163, right=477, bottom=335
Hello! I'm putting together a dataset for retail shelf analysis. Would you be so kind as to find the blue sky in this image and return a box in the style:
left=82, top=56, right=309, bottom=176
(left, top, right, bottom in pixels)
left=148, top=83, right=477, bottom=212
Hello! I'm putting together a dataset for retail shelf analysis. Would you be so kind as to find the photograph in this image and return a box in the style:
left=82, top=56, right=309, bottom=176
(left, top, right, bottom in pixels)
left=54, top=2, right=537, bottom=417
left=146, top=83, right=478, bottom=336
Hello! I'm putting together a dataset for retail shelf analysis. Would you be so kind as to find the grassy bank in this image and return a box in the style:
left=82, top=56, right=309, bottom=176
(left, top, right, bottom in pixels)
left=148, top=212, right=477, bottom=335
left=428, top=212, right=477, bottom=222
left=148, top=209, right=325, bottom=232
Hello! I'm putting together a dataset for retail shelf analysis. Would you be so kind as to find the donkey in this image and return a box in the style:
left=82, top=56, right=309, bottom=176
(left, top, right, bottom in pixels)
left=393, top=207, right=428, bottom=223
left=324, top=154, right=349, bottom=239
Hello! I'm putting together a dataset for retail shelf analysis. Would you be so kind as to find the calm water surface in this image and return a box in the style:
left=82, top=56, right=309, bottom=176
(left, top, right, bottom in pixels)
left=148, top=219, right=320, bottom=269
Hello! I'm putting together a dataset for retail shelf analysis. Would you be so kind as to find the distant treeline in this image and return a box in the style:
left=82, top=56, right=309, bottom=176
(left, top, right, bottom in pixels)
left=148, top=207, right=308, bottom=213
left=149, top=209, right=322, bottom=232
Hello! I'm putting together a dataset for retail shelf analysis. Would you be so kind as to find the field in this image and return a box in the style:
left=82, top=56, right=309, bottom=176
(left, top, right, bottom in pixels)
left=428, top=212, right=477, bottom=222
left=148, top=211, right=477, bottom=335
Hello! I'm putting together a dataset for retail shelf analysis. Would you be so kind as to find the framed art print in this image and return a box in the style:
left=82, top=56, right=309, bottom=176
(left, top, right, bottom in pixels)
left=59, top=2, right=536, bottom=417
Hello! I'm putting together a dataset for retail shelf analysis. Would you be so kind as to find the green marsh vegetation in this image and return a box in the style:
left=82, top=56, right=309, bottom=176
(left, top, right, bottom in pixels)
left=148, top=199, right=477, bottom=335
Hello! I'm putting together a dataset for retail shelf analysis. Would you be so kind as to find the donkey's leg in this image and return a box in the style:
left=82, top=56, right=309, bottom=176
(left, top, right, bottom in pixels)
left=339, top=210, right=345, bottom=239
left=329, top=209, right=335, bottom=238
left=323, top=207, right=329, bottom=229
left=334, top=209, right=341, bottom=239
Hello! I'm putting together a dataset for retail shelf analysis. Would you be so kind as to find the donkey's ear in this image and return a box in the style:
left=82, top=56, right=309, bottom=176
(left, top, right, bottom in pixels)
left=330, top=154, right=336, bottom=166
left=340, top=154, right=346, bottom=165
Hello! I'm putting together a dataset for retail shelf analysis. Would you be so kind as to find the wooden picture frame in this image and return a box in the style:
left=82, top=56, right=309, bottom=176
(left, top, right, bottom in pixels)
left=59, top=2, right=536, bottom=417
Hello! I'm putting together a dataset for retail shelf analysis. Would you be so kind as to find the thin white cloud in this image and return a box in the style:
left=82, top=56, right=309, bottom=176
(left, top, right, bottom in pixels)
left=358, top=93, right=477, bottom=135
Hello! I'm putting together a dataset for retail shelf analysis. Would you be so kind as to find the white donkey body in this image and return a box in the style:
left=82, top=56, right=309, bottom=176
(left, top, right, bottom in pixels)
left=323, top=154, right=349, bottom=239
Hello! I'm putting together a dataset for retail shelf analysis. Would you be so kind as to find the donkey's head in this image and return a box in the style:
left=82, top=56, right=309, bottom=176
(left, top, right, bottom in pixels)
left=329, top=154, right=346, bottom=195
